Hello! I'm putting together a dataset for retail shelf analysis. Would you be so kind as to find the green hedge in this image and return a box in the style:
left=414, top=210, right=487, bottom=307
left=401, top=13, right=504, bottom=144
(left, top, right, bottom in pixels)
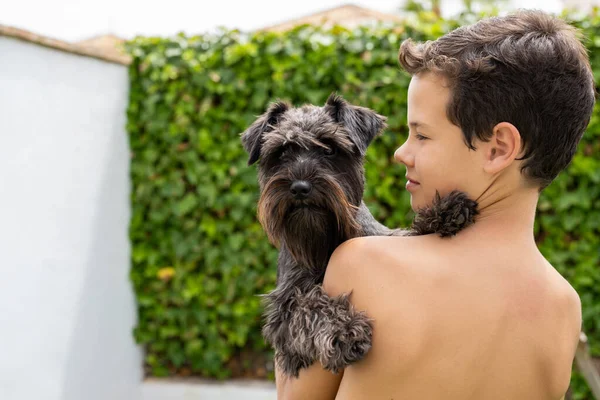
left=125, top=11, right=599, bottom=397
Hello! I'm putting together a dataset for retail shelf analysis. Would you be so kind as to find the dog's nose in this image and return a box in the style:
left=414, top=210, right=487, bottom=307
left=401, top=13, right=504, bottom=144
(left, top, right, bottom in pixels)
left=290, top=181, right=312, bottom=199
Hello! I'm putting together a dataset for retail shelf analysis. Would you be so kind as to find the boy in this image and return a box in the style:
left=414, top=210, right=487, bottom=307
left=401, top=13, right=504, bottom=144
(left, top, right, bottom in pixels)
left=276, top=9, right=595, bottom=400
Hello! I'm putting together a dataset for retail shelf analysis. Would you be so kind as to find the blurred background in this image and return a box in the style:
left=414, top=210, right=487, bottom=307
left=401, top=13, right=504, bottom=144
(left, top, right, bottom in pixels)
left=1, top=1, right=599, bottom=400
left=1, top=0, right=567, bottom=40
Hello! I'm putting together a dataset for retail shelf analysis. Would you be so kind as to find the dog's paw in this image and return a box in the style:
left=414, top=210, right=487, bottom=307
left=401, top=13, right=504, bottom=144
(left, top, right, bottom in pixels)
left=308, top=290, right=373, bottom=373
left=411, top=190, right=479, bottom=237
left=317, top=318, right=372, bottom=373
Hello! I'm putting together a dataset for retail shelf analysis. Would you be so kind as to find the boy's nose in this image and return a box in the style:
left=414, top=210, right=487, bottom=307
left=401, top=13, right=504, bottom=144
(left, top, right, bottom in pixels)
left=394, top=142, right=414, bottom=167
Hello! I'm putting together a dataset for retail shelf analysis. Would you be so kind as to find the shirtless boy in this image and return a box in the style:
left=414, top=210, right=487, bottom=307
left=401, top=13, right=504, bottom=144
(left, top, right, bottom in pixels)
left=276, top=9, right=595, bottom=400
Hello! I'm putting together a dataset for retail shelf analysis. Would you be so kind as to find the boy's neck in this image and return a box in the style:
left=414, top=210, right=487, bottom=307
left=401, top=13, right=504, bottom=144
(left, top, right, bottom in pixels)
left=462, top=184, right=540, bottom=248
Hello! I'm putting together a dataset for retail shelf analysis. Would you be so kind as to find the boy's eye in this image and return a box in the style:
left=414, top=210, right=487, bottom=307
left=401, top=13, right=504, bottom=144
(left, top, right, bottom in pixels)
left=416, top=134, right=428, bottom=141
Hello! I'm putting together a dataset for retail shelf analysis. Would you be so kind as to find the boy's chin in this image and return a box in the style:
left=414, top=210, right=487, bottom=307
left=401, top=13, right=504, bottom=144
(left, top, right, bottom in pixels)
left=409, top=197, right=422, bottom=213
left=409, top=193, right=435, bottom=214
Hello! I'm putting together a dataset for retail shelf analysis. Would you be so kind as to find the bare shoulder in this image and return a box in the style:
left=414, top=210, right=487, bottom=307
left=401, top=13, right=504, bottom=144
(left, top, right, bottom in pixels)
left=322, top=235, right=442, bottom=368
left=324, top=235, right=422, bottom=280
left=541, top=260, right=583, bottom=391
left=327, top=235, right=438, bottom=266
left=543, top=259, right=582, bottom=326
left=321, top=236, right=383, bottom=299
left=561, top=280, right=583, bottom=352
left=548, top=260, right=582, bottom=336
left=322, top=235, right=437, bottom=311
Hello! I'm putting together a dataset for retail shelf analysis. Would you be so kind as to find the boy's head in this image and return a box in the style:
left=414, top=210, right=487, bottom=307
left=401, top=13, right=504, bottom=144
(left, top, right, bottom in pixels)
left=393, top=9, right=596, bottom=211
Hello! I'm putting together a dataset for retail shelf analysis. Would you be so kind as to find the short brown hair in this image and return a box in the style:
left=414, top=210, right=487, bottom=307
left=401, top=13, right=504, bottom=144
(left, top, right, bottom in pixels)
left=398, top=9, right=596, bottom=190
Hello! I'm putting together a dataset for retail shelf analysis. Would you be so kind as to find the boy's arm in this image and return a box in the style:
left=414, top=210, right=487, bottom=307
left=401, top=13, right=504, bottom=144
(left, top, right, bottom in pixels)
left=275, top=362, right=343, bottom=400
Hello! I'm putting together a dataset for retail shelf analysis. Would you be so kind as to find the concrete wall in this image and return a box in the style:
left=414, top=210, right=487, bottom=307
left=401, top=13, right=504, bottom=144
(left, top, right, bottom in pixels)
left=0, top=36, right=142, bottom=400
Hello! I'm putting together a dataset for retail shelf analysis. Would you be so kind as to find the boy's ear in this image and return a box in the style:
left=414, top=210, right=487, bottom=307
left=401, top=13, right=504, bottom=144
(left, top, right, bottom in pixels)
left=240, top=101, right=290, bottom=165
left=323, top=92, right=387, bottom=156
left=484, top=122, right=522, bottom=174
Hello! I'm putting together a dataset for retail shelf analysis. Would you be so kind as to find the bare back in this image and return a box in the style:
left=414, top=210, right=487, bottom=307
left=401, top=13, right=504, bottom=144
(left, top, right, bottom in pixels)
left=334, top=235, right=581, bottom=400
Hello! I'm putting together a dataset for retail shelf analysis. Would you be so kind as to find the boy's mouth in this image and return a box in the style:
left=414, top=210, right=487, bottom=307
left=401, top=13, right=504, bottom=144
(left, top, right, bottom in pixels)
left=406, top=177, right=420, bottom=191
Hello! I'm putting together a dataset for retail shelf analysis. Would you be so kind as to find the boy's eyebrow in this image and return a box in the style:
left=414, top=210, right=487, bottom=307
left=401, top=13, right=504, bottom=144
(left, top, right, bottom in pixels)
left=408, top=121, right=431, bottom=129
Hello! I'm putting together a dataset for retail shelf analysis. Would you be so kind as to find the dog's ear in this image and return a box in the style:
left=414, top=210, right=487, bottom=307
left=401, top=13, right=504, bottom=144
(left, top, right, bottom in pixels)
left=324, top=92, right=387, bottom=156
left=241, top=101, right=290, bottom=165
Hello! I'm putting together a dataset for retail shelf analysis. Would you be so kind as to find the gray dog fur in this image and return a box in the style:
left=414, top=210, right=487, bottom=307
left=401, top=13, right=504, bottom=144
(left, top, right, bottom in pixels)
left=241, top=93, right=478, bottom=377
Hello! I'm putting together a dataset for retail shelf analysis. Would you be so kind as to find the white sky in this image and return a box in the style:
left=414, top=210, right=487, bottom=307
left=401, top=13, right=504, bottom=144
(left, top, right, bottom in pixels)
left=0, top=0, right=564, bottom=42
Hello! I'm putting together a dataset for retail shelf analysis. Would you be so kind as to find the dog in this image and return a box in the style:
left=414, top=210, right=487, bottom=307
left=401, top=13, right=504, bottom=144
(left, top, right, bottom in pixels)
left=241, top=93, right=478, bottom=377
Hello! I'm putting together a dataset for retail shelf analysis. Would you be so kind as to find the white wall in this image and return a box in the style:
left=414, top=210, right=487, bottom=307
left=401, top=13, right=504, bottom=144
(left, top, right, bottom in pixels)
left=0, top=36, right=142, bottom=400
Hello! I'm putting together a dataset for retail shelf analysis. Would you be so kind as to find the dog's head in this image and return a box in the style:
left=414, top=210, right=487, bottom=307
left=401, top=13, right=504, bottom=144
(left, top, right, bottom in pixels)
left=240, top=93, right=387, bottom=268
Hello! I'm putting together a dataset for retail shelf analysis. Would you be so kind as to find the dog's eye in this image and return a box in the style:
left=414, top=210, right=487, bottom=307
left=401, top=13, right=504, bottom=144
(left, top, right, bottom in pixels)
left=323, top=146, right=336, bottom=156
left=274, top=147, right=288, bottom=159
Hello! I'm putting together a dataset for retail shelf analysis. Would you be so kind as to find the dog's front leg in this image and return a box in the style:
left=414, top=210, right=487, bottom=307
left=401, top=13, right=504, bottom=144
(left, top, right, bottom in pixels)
left=262, top=265, right=320, bottom=377
left=268, top=285, right=373, bottom=376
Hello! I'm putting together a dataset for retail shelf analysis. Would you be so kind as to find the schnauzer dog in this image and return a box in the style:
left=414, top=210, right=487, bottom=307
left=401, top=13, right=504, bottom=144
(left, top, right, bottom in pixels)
left=241, top=93, right=478, bottom=377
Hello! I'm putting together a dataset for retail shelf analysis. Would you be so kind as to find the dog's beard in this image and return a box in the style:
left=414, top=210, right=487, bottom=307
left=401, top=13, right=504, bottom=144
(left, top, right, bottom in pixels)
left=258, top=172, right=361, bottom=270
